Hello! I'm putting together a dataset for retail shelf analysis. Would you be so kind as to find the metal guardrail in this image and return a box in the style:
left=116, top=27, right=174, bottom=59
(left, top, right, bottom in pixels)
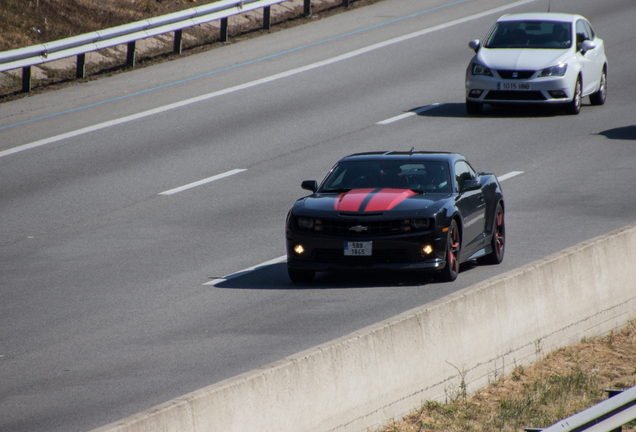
left=0, top=0, right=346, bottom=93
left=525, top=386, right=636, bottom=432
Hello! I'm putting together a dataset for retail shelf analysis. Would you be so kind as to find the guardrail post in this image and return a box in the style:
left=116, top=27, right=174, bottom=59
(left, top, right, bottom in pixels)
left=304, top=0, right=311, bottom=16
left=76, top=53, right=86, bottom=79
left=22, top=66, right=31, bottom=93
left=606, top=390, right=624, bottom=432
left=220, top=17, right=229, bottom=42
left=263, top=6, right=271, bottom=30
left=174, top=29, right=183, bottom=54
left=126, top=41, right=136, bottom=67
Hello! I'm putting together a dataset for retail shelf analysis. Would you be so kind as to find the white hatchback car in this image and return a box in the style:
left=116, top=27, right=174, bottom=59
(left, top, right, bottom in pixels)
left=465, top=12, right=607, bottom=115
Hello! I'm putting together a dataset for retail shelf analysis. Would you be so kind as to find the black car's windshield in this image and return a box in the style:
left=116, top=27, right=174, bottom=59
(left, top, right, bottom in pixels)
left=320, top=161, right=452, bottom=193
left=485, top=21, right=572, bottom=49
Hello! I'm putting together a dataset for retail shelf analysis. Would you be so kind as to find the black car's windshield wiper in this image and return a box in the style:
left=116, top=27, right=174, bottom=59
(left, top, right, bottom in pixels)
left=322, top=187, right=426, bottom=194
left=321, top=188, right=352, bottom=193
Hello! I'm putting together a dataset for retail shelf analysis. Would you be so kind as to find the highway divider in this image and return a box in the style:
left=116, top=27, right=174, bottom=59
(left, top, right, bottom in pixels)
left=91, top=221, right=636, bottom=432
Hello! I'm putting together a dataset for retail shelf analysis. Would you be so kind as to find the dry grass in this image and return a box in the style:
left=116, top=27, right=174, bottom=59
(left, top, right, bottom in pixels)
left=379, top=322, right=636, bottom=432
left=0, top=0, right=219, bottom=52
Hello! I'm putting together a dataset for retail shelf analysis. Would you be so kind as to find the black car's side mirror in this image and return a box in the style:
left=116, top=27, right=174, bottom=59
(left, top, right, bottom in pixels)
left=301, top=180, right=318, bottom=193
left=460, top=179, right=481, bottom=193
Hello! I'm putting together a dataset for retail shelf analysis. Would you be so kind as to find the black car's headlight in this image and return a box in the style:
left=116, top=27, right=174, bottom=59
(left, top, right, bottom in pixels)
left=472, top=63, right=493, bottom=77
left=400, top=219, right=431, bottom=232
left=297, top=217, right=314, bottom=229
left=297, top=217, right=323, bottom=231
left=411, top=219, right=430, bottom=230
left=539, top=63, right=567, bottom=77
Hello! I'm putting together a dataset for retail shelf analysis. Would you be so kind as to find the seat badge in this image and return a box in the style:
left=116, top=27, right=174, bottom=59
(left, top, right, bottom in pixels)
left=512, top=72, right=518, bottom=78
left=350, top=225, right=368, bottom=233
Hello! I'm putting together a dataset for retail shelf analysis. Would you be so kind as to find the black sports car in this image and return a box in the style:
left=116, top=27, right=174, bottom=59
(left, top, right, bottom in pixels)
left=285, top=151, right=505, bottom=283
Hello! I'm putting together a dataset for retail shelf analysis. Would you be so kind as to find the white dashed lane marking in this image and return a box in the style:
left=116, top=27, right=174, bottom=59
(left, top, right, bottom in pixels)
left=159, top=169, right=246, bottom=195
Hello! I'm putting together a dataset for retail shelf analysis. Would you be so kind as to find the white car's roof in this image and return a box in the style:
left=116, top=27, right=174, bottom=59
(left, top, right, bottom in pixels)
left=497, top=12, right=584, bottom=23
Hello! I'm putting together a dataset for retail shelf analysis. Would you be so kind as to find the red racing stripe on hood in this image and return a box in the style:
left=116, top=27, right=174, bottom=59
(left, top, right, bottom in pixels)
left=334, top=189, right=417, bottom=212
left=365, top=189, right=417, bottom=211
left=334, top=189, right=374, bottom=212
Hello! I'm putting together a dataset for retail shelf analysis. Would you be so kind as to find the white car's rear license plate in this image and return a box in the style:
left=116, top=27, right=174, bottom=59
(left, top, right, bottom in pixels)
left=498, top=82, right=532, bottom=90
left=344, top=241, right=372, bottom=256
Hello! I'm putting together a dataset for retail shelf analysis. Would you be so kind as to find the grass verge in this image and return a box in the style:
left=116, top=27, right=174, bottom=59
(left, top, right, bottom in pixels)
left=379, top=321, right=636, bottom=432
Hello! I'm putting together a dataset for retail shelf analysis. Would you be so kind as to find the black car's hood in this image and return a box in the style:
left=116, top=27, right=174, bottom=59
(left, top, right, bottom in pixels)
left=296, top=188, right=448, bottom=215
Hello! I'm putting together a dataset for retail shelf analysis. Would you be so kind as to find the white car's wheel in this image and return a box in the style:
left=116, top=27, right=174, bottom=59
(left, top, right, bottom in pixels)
left=589, top=68, right=607, bottom=106
left=565, top=77, right=582, bottom=115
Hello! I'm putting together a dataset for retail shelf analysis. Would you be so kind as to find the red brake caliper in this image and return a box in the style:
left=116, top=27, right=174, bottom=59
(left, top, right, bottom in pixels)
left=450, top=227, right=459, bottom=272
left=496, top=211, right=504, bottom=254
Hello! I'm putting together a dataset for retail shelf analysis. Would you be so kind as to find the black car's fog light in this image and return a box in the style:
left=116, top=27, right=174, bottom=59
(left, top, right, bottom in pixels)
left=548, top=90, right=567, bottom=99
left=411, top=219, right=430, bottom=230
left=469, top=89, right=484, bottom=98
left=293, top=244, right=305, bottom=255
left=298, top=217, right=313, bottom=229
left=420, top=244, right=433, bottom=256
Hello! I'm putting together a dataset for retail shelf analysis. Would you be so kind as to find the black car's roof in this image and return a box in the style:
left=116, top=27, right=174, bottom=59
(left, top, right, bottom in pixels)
left=337, top=151, right=464, bottom=163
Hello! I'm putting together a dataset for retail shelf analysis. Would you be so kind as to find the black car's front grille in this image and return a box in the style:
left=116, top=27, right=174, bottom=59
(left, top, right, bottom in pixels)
left=496, top=70, right=536, bottom=79
left=485, top=90, right=546, bottom=101
left=316, top=218, right=410, bottom=237
left=314, top=249, right=411, bottom=264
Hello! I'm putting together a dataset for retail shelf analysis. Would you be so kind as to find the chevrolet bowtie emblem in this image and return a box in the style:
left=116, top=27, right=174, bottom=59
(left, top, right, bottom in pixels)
left=350, top=225, right=368, bottom=233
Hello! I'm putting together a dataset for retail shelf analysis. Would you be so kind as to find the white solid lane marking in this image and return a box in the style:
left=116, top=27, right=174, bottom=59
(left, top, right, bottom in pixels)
left=497, top=171, right=524, bottom=181
left=0, top=0, right=537, bottom=159
left=377, top=103, right=442, bottom=125
left=204, top=255, right=287, bottom=286
left=159, top=169, right=246, bottom=195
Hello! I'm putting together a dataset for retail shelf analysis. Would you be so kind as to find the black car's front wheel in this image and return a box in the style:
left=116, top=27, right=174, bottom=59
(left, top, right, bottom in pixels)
left=440, top=219, right=460, bottom=282
left=288, top=267, right=315, bottom=283
left=478, top=203, right=505, bottom=265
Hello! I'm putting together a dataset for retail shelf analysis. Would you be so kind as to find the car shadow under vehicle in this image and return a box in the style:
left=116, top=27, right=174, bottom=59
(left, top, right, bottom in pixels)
left=411, top=102, right=584, bottom=118
left=210, top=262, right=480, bottom=290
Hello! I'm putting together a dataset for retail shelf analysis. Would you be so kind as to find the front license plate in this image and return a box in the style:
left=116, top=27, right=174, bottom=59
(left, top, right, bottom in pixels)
left=344, top=241, right=372, bottom=256
left=498, top=82, right=532, bottom=90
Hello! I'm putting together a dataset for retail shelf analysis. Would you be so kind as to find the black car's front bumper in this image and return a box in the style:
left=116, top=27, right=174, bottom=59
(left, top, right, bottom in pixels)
left=285, top=228, right=448, bottom=273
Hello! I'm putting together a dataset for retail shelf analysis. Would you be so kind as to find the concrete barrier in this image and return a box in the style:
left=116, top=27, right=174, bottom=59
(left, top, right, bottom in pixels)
left=91, top=222, right=636, bottom=432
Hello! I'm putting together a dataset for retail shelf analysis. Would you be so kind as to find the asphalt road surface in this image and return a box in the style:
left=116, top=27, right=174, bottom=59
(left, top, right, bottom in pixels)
left=1, top=0, right=635, bottom=431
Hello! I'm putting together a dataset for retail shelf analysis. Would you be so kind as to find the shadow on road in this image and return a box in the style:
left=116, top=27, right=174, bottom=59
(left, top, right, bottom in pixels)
left=211, top=262, right=480, bottom=290
left=597, top=125, right=636, bottom=140
left=411, top=102, right=573, bottom=118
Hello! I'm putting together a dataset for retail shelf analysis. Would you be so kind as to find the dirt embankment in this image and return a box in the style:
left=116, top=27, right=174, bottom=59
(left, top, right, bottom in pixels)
left=1, top=0, right=218, bottom=52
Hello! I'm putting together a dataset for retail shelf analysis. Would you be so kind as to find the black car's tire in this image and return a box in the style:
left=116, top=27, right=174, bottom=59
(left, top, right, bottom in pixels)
left=477, top=203, right=505, bottom=265
left=565, top=77, right=582, bottom=115
left=288, top=267, right=315, bottom=283
left=589, top=69, right=607, bottom=106
left=466, top=100, right=483, bottom=115
left=440, top=219, right=460, bottom=282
